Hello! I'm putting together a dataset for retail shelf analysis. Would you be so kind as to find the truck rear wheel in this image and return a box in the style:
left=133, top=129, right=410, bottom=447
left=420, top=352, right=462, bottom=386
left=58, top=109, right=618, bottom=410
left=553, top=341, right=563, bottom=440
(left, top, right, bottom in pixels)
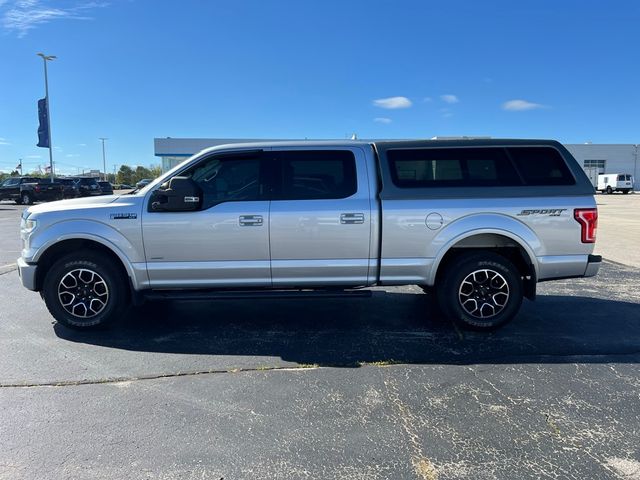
left=437, top=252, right=523, bottom=331
left=21, top=192, right=33, bottom=205
left=42, top=251, right=128, bottom=329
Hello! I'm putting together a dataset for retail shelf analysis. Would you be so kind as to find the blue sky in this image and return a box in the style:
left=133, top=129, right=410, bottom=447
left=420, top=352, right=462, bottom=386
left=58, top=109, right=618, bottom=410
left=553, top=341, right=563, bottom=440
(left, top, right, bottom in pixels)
left=0, top=0, right=638, bottom=175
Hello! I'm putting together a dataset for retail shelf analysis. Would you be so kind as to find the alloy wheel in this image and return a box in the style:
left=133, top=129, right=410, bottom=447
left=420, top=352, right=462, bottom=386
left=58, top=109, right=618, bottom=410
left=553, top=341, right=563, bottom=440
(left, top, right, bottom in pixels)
left=57, top=268, right=109, bottom=318
left=458, top=269, right=510, bottom=319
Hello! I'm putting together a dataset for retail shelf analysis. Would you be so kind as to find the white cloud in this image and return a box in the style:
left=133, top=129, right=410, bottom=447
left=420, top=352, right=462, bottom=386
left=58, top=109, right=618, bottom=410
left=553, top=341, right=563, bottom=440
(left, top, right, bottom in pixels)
left=440, top=94, right=459, bottom=104
left=0, top=137, right=10, bottom=145
left=2, top=1, right=108, bottom=38
left=374, top=117, right=392, bottom=124
left=65, top=153, right=80, bottom=158
left=423, top=97, right=433, bottom=103
left=439, top=108, right=453, bottom=118
left=502, top=99, right=546, bottom=111
left=77, top=143, right=87, bottom=147
left=372, top=96, right=412, bottom=109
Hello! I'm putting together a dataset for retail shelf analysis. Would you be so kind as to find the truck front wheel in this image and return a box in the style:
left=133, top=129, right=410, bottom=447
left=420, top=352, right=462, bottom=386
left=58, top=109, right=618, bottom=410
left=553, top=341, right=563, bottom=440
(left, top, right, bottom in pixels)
left=42, top=252, right=128, bottom=329
left=21, top=192, right=33, bottom=205
left=437, top=252, right=523, bottom=331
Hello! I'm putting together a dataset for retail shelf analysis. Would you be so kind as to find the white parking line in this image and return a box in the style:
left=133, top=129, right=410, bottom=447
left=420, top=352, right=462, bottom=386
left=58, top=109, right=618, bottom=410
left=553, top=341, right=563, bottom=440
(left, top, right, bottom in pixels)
left=0, top=263, right=17, bottom=275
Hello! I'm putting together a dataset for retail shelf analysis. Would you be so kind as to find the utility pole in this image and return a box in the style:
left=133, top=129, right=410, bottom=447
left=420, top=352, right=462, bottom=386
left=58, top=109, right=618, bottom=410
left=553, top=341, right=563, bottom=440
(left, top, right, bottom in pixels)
left=37, top=53, right=56, bottom=182
left=99, top=138, right=108, bottom=181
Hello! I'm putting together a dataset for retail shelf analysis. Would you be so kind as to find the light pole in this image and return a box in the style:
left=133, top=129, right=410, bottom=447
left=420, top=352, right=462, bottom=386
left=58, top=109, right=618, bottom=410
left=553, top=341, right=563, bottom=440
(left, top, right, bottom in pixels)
left=37, top=53, right=56, bottom=182
left=99, top=138, right=108, bottom=181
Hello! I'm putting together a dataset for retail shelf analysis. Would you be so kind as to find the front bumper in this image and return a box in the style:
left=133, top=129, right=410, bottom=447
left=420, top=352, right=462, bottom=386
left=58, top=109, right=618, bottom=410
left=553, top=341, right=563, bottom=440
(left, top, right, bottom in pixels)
left=17, top=257, right=37, bottom=291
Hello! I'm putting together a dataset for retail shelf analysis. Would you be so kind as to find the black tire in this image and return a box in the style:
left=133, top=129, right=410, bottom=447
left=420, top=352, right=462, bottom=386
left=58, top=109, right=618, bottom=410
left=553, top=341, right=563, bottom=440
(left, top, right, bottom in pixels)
left=606, top=186, right=613, bottom=194
left=436, top=252, right=523, bottom=331
left=21, top=192, right=33, bottom=205
left=14, top=198, right=22, bottom=205
left=42, top=251, right=129, bottom=329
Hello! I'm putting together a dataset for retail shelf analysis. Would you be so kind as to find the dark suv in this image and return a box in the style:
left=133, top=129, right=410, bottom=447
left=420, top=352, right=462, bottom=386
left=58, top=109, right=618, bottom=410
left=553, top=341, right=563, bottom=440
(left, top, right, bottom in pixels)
left=98, top=181, right=114, bottom=195
left=73, top=177, right=102, bottom=197
left=55, top=178, right=81, bottom=199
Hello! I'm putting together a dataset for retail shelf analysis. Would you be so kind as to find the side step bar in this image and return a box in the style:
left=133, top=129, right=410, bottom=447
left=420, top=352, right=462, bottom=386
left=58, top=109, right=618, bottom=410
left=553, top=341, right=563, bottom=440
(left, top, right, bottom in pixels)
left=144, top=288, right=373, bottom=301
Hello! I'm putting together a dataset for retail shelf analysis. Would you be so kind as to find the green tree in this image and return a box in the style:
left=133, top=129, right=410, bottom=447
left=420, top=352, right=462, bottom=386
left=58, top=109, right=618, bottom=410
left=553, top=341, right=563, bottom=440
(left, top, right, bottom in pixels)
left=133, top=166, right=152, bottom=184
left=116, top=165, right=134, bottom=185
left=149, top=165, right=162, bottom=178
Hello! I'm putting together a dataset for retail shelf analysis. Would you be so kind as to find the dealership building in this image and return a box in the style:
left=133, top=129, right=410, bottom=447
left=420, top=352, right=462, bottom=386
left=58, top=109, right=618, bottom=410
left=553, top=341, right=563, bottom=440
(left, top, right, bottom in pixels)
left=154, top=138, right=639, bottom=189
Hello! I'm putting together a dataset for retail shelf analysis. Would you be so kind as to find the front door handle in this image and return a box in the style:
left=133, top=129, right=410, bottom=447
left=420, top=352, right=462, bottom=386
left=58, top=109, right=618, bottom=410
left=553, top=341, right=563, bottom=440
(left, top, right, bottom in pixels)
left=340, top=213, right=365, bottom=224
left=239, top=215, right=263, bottom=226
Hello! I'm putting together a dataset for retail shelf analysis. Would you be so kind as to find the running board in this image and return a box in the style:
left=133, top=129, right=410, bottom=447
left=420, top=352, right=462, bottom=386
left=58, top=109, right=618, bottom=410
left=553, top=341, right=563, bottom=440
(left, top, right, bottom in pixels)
left=144, top=288, right=373, bottom=301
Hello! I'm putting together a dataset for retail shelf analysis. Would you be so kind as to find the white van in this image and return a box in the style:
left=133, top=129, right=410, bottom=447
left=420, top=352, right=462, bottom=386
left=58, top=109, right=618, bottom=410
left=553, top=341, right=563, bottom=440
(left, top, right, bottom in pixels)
left=597, top=173, right=634, bottom=194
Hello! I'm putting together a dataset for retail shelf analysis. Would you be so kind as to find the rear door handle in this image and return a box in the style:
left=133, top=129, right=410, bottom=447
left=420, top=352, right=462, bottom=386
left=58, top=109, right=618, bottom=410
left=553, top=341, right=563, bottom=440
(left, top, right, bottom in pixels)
left=239, top=215, right=263, bottom=226
left=340, top=213, right=365, bottom=224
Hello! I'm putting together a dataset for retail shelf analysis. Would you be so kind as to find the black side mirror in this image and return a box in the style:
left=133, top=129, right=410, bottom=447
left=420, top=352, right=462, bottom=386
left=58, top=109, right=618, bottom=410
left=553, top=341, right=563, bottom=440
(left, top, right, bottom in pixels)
left=150, top=176, right=202, bottom=212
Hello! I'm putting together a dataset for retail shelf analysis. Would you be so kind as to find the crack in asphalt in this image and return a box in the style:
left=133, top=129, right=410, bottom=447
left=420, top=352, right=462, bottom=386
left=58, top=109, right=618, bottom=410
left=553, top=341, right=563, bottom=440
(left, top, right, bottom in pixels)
left=2, top=349, right=640, bottom=389
left=0, top=364, right=321, bottom=389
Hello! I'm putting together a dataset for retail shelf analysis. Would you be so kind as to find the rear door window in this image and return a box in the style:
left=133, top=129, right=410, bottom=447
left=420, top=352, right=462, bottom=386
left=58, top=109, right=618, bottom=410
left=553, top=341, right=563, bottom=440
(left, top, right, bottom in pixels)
left=274, top=150, right=357, bottom=200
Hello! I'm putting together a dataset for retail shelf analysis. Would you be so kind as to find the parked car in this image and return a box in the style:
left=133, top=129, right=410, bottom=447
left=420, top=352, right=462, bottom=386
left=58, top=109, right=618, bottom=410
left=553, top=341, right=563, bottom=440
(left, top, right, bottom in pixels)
left=136, top=179, right=152, bottom=188
left=97, top=181, right=114, bottom=195
left=0, top=176, right=64, bottom=205
left=18, top=139, right=601, bottom=331
left=597, top=173, right=634, bottom=194
left=73, top=177, right=102, bottom=197
left=55, top=177, right=81, bottom=199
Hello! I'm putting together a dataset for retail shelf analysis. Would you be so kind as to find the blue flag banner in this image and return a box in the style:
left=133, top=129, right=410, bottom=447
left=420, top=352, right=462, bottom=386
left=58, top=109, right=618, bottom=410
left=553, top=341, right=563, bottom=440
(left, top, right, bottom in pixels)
left=37, top=98, right=49, bottom=148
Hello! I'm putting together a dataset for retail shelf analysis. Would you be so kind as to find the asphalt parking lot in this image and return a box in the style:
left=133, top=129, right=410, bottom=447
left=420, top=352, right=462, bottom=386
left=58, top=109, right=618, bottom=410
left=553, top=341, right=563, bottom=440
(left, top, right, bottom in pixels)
left=1, top=194, right=639, bottom=480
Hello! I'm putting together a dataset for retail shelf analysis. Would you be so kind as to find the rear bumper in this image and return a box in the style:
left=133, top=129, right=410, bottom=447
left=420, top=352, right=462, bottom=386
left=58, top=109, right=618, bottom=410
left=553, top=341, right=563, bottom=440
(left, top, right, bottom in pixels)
left=537, top=254, right=602, bottom=281
left=17, top=257, right=37, bottom=291
left=584, top=254, right=602, bottom=277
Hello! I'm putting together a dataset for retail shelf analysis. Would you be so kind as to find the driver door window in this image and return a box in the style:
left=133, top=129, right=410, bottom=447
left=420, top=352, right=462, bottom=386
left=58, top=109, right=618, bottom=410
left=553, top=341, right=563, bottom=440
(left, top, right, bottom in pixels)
left=185, top=155, right=263, bottom=210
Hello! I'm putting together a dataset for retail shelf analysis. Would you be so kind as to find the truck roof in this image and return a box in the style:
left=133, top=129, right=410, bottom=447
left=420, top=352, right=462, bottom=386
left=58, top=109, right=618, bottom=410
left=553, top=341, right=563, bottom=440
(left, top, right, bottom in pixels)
left=195, top=138, right=565, bottom=155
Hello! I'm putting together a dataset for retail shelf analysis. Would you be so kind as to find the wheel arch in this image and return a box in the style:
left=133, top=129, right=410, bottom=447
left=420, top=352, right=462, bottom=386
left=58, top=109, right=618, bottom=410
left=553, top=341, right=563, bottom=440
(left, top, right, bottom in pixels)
left=35, top=237, right=134, bottom=292
left=429, top=226, right=539, bottom=300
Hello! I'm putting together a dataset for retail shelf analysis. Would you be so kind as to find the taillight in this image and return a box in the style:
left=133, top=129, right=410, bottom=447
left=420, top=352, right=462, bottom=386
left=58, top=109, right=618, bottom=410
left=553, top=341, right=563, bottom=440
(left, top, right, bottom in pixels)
left=574, top=208, right=598, bottom=243
left=34, top=185, right=41, bottom=193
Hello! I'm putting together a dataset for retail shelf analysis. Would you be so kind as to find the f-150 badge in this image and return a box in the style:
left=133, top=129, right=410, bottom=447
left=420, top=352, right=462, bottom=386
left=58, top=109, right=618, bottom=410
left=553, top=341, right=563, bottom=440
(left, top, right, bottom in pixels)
left=110, top=213, right=137, bottom=220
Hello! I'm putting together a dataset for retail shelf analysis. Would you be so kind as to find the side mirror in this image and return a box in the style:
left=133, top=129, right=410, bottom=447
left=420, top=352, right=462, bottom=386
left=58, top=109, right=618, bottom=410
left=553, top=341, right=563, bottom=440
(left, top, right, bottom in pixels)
left=150, top=176, right=202, bottom=212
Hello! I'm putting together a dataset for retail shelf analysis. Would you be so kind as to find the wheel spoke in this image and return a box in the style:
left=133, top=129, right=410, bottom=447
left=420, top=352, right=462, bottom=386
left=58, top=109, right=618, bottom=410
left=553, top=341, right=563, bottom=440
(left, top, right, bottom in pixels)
left=458, top=268, right=510, bottom=320
left=58, top=268, right=109, bottom=319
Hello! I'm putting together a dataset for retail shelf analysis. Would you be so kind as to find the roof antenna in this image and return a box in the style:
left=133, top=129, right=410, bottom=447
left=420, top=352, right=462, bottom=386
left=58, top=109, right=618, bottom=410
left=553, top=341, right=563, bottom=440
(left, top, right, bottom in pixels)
left=350, top=133, right=358, bottom=140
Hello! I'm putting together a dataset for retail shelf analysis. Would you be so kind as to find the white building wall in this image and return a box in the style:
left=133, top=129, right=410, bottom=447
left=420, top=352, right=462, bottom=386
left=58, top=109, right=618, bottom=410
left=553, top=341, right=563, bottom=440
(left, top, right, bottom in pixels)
left=565, top=144, right=639, bottom=189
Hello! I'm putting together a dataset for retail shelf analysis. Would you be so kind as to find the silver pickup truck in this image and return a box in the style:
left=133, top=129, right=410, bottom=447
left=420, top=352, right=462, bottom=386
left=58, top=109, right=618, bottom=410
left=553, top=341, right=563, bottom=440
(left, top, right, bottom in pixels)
left=18, top=139, right=601, bottom=331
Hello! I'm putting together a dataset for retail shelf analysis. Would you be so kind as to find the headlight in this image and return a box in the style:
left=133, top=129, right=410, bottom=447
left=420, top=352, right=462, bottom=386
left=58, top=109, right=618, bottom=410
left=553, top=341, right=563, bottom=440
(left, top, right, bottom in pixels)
left=20, top=218, right=37, bottom=233
left=25, top=219, right=37, bottom=232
